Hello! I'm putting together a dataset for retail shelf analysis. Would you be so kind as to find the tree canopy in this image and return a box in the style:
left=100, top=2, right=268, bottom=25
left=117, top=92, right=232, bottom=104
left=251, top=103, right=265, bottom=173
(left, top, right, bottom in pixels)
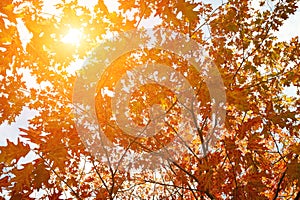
left=0, top=0, right=299, bottom=199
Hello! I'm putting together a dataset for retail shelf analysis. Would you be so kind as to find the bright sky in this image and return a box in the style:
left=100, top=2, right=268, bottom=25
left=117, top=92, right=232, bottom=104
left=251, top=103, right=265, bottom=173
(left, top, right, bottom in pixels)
left=0, top=0, right=299, bottom=148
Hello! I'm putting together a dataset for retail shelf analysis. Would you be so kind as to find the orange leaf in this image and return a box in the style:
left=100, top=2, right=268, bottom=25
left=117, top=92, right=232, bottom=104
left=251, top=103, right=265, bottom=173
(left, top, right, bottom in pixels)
left=0, top=176, right=9, bottom=193
left=0, top=138, right=30, bottom=165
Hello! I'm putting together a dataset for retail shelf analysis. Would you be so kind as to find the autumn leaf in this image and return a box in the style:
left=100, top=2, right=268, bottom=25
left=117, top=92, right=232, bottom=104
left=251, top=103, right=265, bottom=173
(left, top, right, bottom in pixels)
left=11, top=162, right=34, bottom=193
left=0, top=176, right=9, bottom=193
left=0, top=0, right=299, bottom=199
left=176, top=0, right=199, bottom=23
left=32, top=160, right=51, bottom=189
left=0, top=138, right=30, bottom=165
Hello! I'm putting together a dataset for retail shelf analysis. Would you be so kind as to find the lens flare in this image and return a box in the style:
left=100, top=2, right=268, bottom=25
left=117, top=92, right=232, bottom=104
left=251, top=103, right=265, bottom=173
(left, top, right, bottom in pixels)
left=61, top=28, right=82, bottom=45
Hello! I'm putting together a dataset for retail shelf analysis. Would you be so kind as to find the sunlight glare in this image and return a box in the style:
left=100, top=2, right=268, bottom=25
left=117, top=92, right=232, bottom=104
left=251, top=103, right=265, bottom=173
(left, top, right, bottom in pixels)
left=61, top=28, right=82, bottom=45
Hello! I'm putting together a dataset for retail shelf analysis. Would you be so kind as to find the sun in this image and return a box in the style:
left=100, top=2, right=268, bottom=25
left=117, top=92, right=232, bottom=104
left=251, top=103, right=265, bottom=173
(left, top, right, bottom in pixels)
left=61, top=28, right=82, bottom=45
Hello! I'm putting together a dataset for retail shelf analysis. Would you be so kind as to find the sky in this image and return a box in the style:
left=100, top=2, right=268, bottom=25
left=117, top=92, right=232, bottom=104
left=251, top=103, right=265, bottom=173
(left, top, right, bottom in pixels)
left=0, top=0, right=299, bottom=151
